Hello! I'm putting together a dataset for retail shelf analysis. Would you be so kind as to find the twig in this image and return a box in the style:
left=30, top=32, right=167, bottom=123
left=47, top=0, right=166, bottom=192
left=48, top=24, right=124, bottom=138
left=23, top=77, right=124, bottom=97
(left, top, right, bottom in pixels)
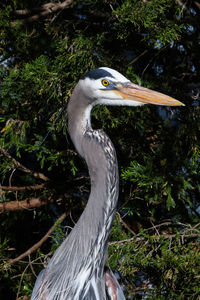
left=9, top=168, right=16, bottom=187
left=141, top=45, right=169, bottom=78
left=117, top=212, right=136, bottom=236
left=109, top=229, right=200, bottom=246
left=128, top=50, right=148, bottom=66
left=16, top=262, right=30, bottom=299
left=0, top=146, right=49, bottom=181
left=143, top=221, right=173, bottom=231
left=194, top=222, right=200, bottom=228
left=9, top=211, right=69, bottom=264
left=150, top=220, right=160, bottom=237
left=109, top=237, right=135, bottom=245
left=28, top=254, right=37, bottom=278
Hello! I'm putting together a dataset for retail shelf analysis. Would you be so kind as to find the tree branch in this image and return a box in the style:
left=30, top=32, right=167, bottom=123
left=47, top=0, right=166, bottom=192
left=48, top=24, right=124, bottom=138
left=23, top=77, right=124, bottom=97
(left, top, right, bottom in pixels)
left=0, top=146, right=49, bottom=181
left=1, top=183, right=45, bottom=191
left=11, top=0, right=74, bottom=25
left=0, top=197, right=54, bottom=212
left=9, top=211, right=69, bottom=264
left=13, top=3, right=61, bottom=17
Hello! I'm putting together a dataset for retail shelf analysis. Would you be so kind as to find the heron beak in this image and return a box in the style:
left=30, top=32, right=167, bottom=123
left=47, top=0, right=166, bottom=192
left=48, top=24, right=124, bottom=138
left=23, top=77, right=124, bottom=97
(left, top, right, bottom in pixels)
left=116, top=82, right=184, bottom=106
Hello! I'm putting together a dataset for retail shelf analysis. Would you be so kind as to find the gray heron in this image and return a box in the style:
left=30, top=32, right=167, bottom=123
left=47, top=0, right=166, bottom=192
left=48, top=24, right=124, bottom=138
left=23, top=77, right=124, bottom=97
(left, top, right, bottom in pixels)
left=31, top=67, right=184, bottom=299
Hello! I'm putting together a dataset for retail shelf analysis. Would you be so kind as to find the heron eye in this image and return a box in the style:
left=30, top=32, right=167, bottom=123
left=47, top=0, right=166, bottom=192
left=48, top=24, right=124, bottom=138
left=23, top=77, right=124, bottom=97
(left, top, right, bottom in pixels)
left=102, top=79, right=109, bottom=87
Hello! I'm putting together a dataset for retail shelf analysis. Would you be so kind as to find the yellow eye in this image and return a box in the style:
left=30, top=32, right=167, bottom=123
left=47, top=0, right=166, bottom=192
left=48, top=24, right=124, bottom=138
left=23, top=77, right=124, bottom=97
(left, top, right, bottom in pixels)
left=102, top=79, right=109, bottom=87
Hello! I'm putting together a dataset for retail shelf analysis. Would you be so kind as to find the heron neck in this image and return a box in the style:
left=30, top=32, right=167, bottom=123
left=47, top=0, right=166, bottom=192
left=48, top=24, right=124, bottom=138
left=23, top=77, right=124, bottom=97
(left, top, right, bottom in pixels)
left=67, top=87, right=119, bottom=271
left=67, top=84, right=92, bottom=158
left=80, top=129, right=119, bottom=261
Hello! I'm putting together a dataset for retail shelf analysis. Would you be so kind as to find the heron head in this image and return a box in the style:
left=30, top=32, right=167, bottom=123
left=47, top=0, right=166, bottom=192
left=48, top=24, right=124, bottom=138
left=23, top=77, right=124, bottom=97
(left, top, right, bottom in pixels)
left=79, top=67, right=184, bottom=107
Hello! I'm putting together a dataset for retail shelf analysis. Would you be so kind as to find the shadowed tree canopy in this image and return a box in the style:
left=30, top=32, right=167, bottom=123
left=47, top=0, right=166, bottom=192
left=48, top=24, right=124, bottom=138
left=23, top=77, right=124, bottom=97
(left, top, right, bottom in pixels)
left=0, top=0, right=199, bottom=298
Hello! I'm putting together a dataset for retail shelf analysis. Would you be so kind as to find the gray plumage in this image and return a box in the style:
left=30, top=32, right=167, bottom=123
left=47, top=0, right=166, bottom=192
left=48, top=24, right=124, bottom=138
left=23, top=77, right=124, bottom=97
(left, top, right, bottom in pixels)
left=31, top=67, right=183, bottom=300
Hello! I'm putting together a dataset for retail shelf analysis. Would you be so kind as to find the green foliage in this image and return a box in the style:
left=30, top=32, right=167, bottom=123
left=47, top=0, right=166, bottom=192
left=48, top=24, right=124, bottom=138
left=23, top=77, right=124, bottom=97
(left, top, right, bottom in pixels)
left=121, top=158, right=196, bottom=212
left=109, top=217, right=200, bottom=298
left=50, top=220, right=66, bottom=253
left=113, top=0, right=183, bottom=45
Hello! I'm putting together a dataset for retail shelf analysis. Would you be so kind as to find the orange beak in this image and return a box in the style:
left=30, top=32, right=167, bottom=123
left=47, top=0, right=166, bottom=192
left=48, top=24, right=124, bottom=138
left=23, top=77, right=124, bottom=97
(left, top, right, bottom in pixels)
left=116, top=82, right=184, bottom=106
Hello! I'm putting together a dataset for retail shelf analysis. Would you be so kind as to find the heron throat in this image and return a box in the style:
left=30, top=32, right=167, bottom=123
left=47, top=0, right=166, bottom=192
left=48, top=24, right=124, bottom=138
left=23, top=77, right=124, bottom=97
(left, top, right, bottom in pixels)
left=67, top=86, right=120, bottom=273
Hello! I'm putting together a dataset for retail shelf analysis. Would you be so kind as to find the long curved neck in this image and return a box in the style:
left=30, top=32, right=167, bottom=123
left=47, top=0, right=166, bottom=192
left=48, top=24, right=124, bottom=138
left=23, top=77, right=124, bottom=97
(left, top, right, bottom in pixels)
left=67, top=85, right=119, bottom=270
left=31, top=85, right=120, bottom=300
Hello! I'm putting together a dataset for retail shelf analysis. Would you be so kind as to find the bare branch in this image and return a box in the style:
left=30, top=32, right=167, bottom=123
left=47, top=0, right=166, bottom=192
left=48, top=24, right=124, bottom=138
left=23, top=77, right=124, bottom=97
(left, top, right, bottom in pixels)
left=109, top=222, right=200, bottom=245
left=117, top=212, right=136, bottom=236
left=0, top=197, right=54, bottom=212
left=1, top=183, right=45, bottom=191
left=109, top=233, right=199, bottom=246
left=11, top=0, right=74, bottom=25
left=128, top=50, right=148, bottom=66
left=9, top=211, right=69, bottom=264
left=16, top=261, right=30, bottom=298
left=0, top=146, right=49, bottom=182
left=13, top=3, right=60, bottom=17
